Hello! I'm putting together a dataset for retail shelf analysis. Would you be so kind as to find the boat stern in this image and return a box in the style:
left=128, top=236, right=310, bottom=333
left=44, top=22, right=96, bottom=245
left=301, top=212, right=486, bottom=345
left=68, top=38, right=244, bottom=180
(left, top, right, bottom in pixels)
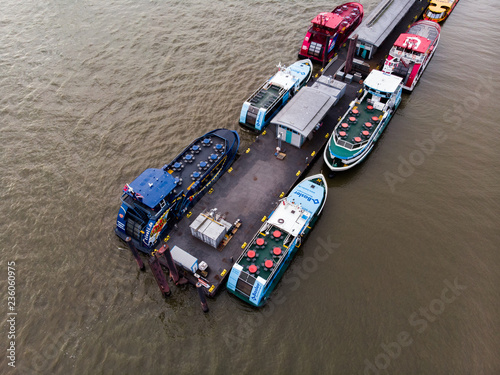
left=227, top=264, right=267, bottom=307
left=239, top=101, right=267, bottom=132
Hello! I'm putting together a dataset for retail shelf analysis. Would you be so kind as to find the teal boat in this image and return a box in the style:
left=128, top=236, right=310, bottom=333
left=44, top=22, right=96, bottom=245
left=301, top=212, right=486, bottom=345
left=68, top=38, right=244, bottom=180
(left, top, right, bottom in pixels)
left=323, top=69, right=403, bottom=171
left=227, top=174, right=327, bottom=307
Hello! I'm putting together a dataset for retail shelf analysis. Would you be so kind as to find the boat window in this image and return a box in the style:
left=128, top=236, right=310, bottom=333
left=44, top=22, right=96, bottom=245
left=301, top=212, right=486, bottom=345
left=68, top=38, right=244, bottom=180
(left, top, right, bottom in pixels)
left=123, top=194, right=155, bottom=219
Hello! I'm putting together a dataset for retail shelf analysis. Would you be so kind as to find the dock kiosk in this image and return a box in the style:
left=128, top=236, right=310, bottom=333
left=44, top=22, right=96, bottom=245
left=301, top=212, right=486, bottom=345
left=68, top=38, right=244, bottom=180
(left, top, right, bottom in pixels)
left=353, top=0, right=418, bottom=59
left=272, top=76, right=346, bottom=148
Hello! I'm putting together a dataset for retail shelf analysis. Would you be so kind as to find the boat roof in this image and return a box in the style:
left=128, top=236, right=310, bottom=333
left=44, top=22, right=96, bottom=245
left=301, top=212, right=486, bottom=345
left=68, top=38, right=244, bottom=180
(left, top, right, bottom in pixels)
left=394, top=33, right=432, bottom=54
left=267, top=177, right=325, bottom=235
left=270, top=60, right=311, bottom=91
left=364, top=69, right=402, bottom=94
left=128, top=168, right=177, bottom=208
left=354, top=0, right=415, bottom=48
left=429, top=0, right=455, bottom=12
left=270, top=70, right=298, bottom=91
left=311, top=12, right=343, bottom=30
left=408, top=20, right=441, bottom=41
left=271, top=77, right=346, bottom=138
left=267, top=201, right=309, bottom=237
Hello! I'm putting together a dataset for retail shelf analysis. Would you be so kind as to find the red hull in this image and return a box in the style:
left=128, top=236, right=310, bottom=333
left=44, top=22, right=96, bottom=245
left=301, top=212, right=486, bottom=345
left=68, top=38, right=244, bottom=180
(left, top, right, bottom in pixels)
left=298, top=2, right=363, bottom=63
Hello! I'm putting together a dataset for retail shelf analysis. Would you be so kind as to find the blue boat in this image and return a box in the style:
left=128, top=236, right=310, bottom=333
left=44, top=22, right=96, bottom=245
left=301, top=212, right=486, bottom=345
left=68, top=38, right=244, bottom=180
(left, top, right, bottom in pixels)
left=116, top=129, right=240, bottom=253
left=227, top=174, right=327, bottom=307
left=239, top=59, right=313, bottom=132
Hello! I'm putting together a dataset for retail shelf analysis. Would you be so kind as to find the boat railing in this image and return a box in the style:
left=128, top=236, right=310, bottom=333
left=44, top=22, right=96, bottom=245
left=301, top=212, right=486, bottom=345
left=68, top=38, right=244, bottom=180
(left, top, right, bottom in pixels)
left=402, top=51, right=424, bottom=64
left=334, top=135, right=369, bottom=150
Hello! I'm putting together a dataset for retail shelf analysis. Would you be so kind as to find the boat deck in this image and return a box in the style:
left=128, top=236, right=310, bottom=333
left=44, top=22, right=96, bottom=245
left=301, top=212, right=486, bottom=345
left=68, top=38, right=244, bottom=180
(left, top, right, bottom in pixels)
left=332, top=97, right=384, bottom=158
left=236, top=225, right=289, bottom=283
left=408, top=21, right=439, bottom=42
left=249, top=84, right=280, bottom=109
left=157, top=71, right=362, bottom=295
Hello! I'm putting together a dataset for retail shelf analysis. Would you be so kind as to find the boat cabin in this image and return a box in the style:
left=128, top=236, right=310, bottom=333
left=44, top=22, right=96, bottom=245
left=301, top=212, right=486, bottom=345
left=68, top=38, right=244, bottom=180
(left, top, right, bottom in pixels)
left=363, top=70, right=403, bottom=110
left=424, top=0, right=456, bottom=22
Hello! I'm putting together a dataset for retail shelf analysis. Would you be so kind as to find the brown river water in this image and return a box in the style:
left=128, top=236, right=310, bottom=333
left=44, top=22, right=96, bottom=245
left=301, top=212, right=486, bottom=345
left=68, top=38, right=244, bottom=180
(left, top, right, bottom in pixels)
left=1, top=0, right=499, bottom=374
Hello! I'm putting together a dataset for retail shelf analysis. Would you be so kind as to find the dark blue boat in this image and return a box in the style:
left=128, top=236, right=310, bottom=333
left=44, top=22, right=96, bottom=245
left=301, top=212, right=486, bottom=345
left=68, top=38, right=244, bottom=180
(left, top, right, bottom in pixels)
left=115, top=129, right=240, bottom=253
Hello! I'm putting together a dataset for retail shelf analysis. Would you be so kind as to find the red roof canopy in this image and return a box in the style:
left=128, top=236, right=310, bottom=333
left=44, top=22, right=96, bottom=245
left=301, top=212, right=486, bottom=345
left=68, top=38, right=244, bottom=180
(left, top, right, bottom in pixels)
left=311, top=12, right=343, bottom=30
left=394, top=33, right=432, bottom=54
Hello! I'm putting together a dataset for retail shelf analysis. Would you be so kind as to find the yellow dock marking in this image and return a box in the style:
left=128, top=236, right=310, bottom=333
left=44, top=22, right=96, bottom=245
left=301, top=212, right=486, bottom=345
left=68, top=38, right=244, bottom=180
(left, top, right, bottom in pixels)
left=246, top=148, right=250, bottom=154
left=209, top=285, right=215, bottom=293
left=279, top=192, right=284, bottom=198
left=187, top=211, right=192, bottom=218
left=262, top=130, right=266, bottom=135
left=260, top=232, right=267, bottom=237
left=208, top=188, right=214, bottom=194
left=228, top=167, right=233, bottom=173
left=241, top=242, right=247, bottom=249
left=261, top=216, right=267, bottom=222
left=311, top=151, right=316, bottom=157
left=221, top=269, right=227, bottom=277
left=164, top=235, right=170, bottom=242
left=296, top=170, right=301, bottom=176
left=325, top=133, right=330, bottom=138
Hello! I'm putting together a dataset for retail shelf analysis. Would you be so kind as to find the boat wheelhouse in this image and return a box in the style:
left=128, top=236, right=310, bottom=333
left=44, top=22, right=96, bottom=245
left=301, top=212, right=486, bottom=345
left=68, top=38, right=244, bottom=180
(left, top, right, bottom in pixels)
left=239, top=60, right=312, bottom=133
left=227, top=174, right=327, bottom=307
left=423, top=0, right=458, bottom=23
left=382, top=20, right=441, bottom=91
left=116, top=129, right=239, bottom=253
left=324, top=70, right=402, bottom=171
left=298, top=2, right=363, bottom=63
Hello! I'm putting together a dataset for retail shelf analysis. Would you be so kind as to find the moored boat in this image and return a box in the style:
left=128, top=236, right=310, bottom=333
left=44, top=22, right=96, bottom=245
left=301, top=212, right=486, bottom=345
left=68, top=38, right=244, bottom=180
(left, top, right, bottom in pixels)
left=116, top=129, right=240, bottom=253
left=323, top=70, right=403, bottom=171
left=298, top=2, right=363, bottom=63
left=239, top=59, right=312, bottom=133
left=227, top=174, right=327, bottom=307
left=423, top=0, right=459, bottom=23
left=382, top=20, right=441, bottom=91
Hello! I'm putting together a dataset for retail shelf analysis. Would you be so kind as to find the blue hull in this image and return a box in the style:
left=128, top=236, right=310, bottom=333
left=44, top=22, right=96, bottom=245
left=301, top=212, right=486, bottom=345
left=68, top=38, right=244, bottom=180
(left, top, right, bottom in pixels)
left=115, top=129, right=239, bottom=253
left=227, top=174, right=327, bottom=306
left=239, top=59, right=312, bottom=132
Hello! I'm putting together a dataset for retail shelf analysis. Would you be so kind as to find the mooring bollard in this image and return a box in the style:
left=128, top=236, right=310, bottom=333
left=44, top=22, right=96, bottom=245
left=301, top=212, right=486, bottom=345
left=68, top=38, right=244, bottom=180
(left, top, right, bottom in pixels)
left=125, top=237, right=145, bottom=271
left=196, top=282, right=209, bottom=313
left=158, top=244, right=181, bottom=284
left=148, top=255, right=171, bottom=298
